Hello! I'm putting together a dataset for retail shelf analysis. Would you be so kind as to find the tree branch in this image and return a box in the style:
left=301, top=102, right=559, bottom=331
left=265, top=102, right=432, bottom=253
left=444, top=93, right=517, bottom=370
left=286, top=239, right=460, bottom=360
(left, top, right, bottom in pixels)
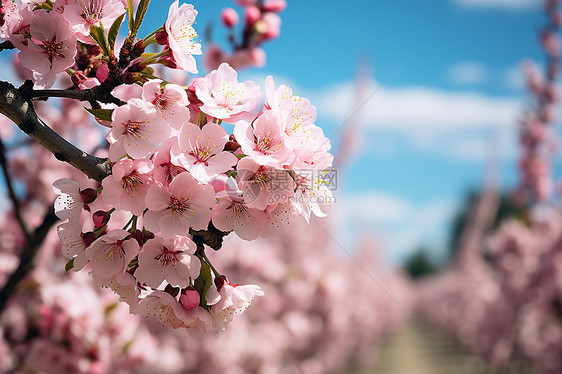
left=0, top=207, right=58, bottom=315
left=0, top=138, right=31, bottom=241
left=0, top=80, right=111, bottom=182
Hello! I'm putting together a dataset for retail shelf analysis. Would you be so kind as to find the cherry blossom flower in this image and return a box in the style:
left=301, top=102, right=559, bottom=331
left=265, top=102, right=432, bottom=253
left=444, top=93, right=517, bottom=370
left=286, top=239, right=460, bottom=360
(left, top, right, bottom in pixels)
left=236, top=157, right=295, bottom=210
left=209, top=278, right=264, bottom=331
left=163, top=0, right=201, bottom=73
left=56, top=221, right=88, bottom=270
left=63, top=0, right=126, bottom=43
left=195, top=62, right=261, bottom=121
left=261, top=203, right=295, bottom=237
left=17, top=10, right=77, bottom=89
left=144, top=172, right=216, bottom=238
left=92, top=272, right=140, bottom=313
left=0, top=0, right=21, bottom=39
left=85, top=229, right=139, bottom=280
left=107, top=98, right=170, bottom=161
left=101, top=158, right=154, bottom=216
left=212, top=195, right=266, bottom=240
left=292, top=172, right=333, bottom=223
left=135, top=236, right=200, bottom=289
left=52, top=178, right=88, bottom=220
left=137, top=289, right=190, bottom=329
left=171, top=122, right=238, bottom=183
left=234, top=110, right=293, bottom=168
left=152, top=138, right=187, bottom=185
left=141, top=80, right=190, bottom=129
left=183, top=306, right=213, bottom=335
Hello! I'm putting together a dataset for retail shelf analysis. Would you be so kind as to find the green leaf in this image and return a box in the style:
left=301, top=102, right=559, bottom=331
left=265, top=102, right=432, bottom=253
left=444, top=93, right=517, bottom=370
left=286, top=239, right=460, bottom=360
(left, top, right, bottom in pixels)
left=127, top=0, right=134, bottom=31
left=33, top=1, right=53, bottom=11
left=85, top=107, right=114, bottom=122
left=89, top=24, right=111, bottom=56
left=65, top=259, right=74, bottom=272
left=194, top=261, right=212, bottom=307
left=128, top=258, right=138, bottom=268
left=108, top=13, right=125, bottom=51
left=132, top=0, right=151, bottom=38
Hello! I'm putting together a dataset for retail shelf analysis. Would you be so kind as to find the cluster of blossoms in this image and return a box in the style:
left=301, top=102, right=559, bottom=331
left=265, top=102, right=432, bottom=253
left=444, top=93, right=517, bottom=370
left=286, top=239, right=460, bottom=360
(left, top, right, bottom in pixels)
left=205, top=0, right=286, bottom=71
left=54, top=64, right=333, bottom=332
left=0, top=0, right=334, bottom=332
left=515, top=0, right=561, bottom=203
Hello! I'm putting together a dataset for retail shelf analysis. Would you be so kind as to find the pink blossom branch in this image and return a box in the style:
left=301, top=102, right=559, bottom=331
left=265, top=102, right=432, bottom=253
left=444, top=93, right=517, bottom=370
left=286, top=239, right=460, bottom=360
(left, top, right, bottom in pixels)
left=0, top=80, right=112, bottom=182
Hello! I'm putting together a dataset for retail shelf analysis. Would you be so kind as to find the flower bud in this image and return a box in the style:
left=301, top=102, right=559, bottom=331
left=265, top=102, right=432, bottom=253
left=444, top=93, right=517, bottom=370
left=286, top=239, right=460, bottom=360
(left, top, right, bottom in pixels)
left=180, top=287, right=200, bottom=310
left=221, top=7, right=239, bottom=28
left=129, top=229, right=144, bottom=246
left=79, top=188, right=98, bottom=205
left=261, top=12, right=281, bottom=40
left=92, top=210, right=110, bottom=228
left=245, top=6, right=261, bottom=26
left=262, top=0, right=286, bottom=13
left=155, top=30, right=169, bottom=45
left=214, top=275, right=228, bottom=289
left=235, top=0, right=254, bottom=5
left=81, top=231, right=97, bottom=247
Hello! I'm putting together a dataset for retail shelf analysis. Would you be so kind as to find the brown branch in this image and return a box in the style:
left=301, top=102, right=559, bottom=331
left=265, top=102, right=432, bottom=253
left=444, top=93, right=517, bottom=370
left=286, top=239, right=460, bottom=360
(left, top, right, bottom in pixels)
left=0, top=207, right=58, bottom=315
left=0, top=138, right=31, bottom=241
left=0, top=80, right=111, bottom=182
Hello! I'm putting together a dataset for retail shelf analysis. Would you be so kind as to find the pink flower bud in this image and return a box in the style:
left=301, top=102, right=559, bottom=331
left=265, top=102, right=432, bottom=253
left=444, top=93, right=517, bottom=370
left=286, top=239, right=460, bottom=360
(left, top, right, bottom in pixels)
left=221, top=7, right=239, bottom=28
left=235, top=0, right=255, bottom=6
left=81, top=231, right=97, bottom=247
left=79, top=188, right=98, bottom=205
left=214, top=275, right=228, bottom=289
left=129, top=229, right=144, bottom=246
left=180, top=287, right=200, bottom=310
left=261, top=12, right=281, bottom=40
left=262, top=0, right=286, bottom=13
left=93, top=210, right=110, bottom=228
left=245, top=5, right=261, bottom=26
left=155, top=30, right=169, bottom=45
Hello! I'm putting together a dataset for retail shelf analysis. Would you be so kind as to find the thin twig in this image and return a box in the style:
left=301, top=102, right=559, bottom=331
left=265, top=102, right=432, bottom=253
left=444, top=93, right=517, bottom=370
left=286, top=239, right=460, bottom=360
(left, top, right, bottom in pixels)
left=0, top=137, right=31, bottom=241
left=0, top=207, right=58, bottom=314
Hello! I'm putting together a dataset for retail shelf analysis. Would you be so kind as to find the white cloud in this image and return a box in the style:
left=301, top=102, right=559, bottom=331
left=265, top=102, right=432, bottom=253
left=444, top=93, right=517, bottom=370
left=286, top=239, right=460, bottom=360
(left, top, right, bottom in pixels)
left=454, top=0, right=540, bottom=11
left=447, top=62, right=489, bottom=85
left=312, top=80, right=521, bottom=133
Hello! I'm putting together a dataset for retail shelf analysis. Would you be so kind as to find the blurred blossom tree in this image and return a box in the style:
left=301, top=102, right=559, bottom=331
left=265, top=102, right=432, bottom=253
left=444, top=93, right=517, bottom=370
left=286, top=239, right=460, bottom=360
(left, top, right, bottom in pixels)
left=417, top=1, right=562, bottom=373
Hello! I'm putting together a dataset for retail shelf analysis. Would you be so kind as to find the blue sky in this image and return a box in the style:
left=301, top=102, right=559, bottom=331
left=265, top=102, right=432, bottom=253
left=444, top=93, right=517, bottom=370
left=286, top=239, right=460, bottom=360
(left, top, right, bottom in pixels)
left=0, top=0, right=551, bottom=265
